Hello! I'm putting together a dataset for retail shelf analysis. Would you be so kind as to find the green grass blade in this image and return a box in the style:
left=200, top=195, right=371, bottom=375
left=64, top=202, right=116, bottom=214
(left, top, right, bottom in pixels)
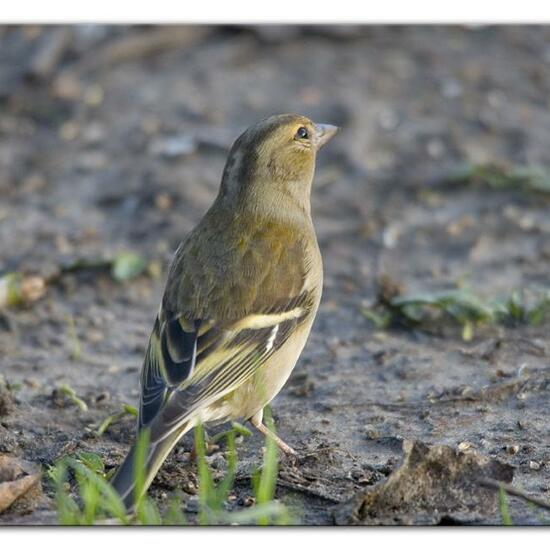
left=499, top=486, right=513, bottom=526
left=163, top=494, right=187, bottom=525
left=132, top=428, right=150, bottom=510
left=254, top=408, right=280, bottom=526
left=195, top=423, right=216, bottom=525
left=66, top=458, right=129, bottom=524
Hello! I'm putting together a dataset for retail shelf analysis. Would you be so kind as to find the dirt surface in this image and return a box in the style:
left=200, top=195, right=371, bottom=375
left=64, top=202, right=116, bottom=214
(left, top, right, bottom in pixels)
left=1, top=25, right=550, bottom=525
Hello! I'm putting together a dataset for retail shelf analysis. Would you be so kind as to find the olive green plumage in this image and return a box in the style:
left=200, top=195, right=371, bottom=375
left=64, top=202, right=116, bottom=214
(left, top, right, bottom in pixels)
left=110, top=114, right=338, bottom=509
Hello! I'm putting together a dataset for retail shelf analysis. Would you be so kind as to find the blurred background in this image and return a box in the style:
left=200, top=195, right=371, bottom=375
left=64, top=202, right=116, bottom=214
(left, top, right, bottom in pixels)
left=1, top=25, right=550, bottom=524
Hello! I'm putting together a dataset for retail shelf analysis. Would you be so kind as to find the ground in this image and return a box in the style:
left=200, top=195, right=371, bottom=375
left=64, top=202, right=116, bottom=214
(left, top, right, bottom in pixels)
left=1, top=25, right=550, bottom=525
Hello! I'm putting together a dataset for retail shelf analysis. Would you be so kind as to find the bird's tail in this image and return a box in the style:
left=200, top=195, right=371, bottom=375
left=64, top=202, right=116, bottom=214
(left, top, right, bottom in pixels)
left=110, top=421, right=192, bottom=511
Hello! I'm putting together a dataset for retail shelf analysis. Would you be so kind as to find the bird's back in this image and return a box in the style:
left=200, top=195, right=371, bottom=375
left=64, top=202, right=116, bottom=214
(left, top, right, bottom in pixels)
left=162, top=207, right=322, bottom=323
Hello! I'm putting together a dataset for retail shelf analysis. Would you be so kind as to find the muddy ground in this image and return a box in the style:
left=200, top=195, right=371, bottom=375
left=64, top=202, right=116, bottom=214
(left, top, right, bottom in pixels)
left=1, top=25, right=550, bottom=525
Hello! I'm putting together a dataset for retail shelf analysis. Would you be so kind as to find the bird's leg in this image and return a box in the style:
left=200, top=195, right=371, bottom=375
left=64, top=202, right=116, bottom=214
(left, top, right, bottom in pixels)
left=250, top=411, right=297, bottom=456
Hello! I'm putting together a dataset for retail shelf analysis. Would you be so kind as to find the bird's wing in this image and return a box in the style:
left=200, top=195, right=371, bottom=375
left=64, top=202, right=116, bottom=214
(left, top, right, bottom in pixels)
left=138, top=289, right=315, bottom=439
left=138, top=316, right=198, bottom=427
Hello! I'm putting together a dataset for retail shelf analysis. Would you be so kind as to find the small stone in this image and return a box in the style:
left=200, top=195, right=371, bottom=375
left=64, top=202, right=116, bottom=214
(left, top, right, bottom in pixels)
left=517, top=390, right=529, bottom=400
left=441, top=78, right=462, bottom=98
left=95, top=391, right=110, bottom=404
left=184, top=481, right=197, bottom=495
left=185, top=495, right=199, bottom=512
left=86, top=329, right=104, bottom=343
left=155, top=192, right=173, bottom=211
left=23, top=378, right=41, bottom=389
left=529, top=460, right=541, bottom=471
left=59, top=121, right=79, bottom=141
left=505, top=445, right=520, bottom=455
left=458, top=441, right=474, bottom=452
left=0, top=386, right=15, bottom=417
left=349, top=468, right=364, bottom=481
left=487, top=89, right=506, bottom=108
left=460, top=386, right=476, bottom=399
left=517, top=420, right=529, bottom=430
left=147, top=261, right=163, bottom=280
left=427, top=138, right=445, bottom=158
left=140, top=116, right=161, bottom=135
left=517, top=363, right=528, bottom=377
left=83, top=122, right=106, bottom=144
left=382, top=225, right=400, bottom=249
left=378, top=108, right=399, bottom=130
left=52, top=73, right=82, bottom=100
left=22, top=173, right=47, bottom=193
left=238, top=495, right=255, bottom=507
left=84, top=84, right=104, bottom=106
left=206, top=453, right=227, bottom=470
left=150, top=135, right=196, bottom=158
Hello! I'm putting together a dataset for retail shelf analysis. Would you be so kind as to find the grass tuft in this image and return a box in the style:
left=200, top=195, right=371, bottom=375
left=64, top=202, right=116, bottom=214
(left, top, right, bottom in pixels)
left=51, top=412, right=290, bottom=525
left=448, top=162, right=550, bottom=194
left=363, top=286, right=550, bottom=341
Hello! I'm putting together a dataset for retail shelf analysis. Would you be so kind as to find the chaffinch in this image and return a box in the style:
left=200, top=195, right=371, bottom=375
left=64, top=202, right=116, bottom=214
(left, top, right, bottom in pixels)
left=111, top=113, right=338, bottom=508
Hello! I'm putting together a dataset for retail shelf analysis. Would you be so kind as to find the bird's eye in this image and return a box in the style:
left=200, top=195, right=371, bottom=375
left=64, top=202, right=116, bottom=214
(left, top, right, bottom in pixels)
left=295, top=126, right=309, bottom=140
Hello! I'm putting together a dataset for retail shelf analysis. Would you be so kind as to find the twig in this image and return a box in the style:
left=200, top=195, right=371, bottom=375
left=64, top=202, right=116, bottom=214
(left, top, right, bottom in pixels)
left=235, top=472, right=342, bottom=504
left=28, top=28, right=71, bottom=80
left=479, top=478, right=550, bottom=512
left=275, top=479, right=342, bottom=504
left=73, top=27, right=212, bottom=73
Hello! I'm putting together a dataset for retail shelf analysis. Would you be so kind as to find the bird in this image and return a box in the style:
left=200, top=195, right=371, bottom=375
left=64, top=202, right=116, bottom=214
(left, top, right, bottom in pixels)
left=110, top=113, right=338, bottom=509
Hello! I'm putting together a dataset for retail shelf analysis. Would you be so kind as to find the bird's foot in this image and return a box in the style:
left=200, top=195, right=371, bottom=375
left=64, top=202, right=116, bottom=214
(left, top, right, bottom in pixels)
left=250, top=419, right=298, bottom=456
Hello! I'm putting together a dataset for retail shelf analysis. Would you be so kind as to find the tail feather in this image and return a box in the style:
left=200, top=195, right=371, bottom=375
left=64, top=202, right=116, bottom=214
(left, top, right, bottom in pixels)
left=110, top=422, right=191, bottom=511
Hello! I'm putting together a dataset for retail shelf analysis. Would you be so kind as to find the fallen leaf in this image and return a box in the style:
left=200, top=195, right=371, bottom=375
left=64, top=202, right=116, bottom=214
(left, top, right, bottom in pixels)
left=0, top=455, right=42, bottom=514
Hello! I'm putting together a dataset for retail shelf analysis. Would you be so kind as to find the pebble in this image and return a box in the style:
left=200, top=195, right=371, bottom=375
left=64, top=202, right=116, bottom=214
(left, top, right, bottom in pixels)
left=378, top=108, right=400, bottom=130
left=150, top=135, right=196, bottom=158
left=23, top=378, right=41, bottom=389
left=185, top=495, right=199, bottom=512
left=506, top=445, right=520, bottom=455
left=460, top=386, right=476, bottom=399
left=83, top=122, right=106, bottom=144
left=238, top=495, right=255, bottom=507
left=154, top=192, right=173, bottom=211
left=84, top=84, right=104, bottom=107
left=59, top=120, right=79, bottom=141
left=206, top=453, right=227, bottom=470
left=441, top=78, right=462, bottom=98
left=427, top=138, right=445, bottom=158
left=95, top=391, right=110, bottom=403
left=518, top=363, right=529, bottom=376
left=529, top=460, right=541, bottom=471
left=458, top=441, right=474, bottom=451
left=382, top=225, right=400, bottom=249
left=52, top=72, right=82, bottom=100
left=86, top=329, right=104, bottom=343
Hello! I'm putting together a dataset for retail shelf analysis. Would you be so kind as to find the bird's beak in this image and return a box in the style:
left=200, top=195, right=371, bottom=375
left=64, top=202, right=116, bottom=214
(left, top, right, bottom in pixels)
left=314, top=123, right=339, bottom=150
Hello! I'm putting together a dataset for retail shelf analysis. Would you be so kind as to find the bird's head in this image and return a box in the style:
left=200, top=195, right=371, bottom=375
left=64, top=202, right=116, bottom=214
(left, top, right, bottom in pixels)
left=219, top=114, right=338, bottom=217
